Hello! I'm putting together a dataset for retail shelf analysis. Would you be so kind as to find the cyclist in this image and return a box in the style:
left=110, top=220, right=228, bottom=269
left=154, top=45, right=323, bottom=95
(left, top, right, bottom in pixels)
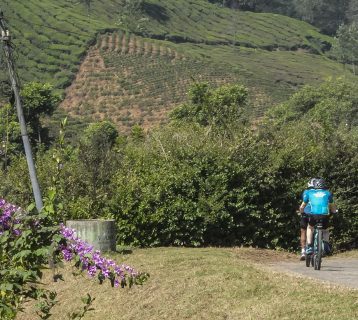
left=299, top=178, right=337, bottom=255
left=298, top=178, right=316, bottom=261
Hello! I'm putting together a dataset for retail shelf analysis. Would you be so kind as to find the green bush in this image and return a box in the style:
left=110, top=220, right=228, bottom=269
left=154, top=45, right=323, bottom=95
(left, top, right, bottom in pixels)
left=1, top=80, right=357, bottom=250
left=110, top=126, right=235, bottom=246
left=108, top=80, right=358, bottom=249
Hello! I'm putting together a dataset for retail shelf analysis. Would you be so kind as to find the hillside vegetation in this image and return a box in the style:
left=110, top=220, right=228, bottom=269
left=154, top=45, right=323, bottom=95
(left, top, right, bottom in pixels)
left=60, top=32, right=242, bottom=132
left=0, top=0, right=122, bottom=91
left=1, top=0, right=356, bottom=133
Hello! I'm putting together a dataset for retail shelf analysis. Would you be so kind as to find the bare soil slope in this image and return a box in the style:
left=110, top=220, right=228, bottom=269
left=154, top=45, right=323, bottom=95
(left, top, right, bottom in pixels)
left=60, top=33, right=239, bottom=133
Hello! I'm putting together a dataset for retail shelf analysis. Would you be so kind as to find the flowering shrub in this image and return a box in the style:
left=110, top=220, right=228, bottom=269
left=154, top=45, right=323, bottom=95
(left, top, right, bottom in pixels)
left=0, top=199, right=22, bottom=235
left=59, top=224, right=147, bottom=288
left=0, top=198, right=148, bottom=319
left=1, top=198, right=59, bottom=319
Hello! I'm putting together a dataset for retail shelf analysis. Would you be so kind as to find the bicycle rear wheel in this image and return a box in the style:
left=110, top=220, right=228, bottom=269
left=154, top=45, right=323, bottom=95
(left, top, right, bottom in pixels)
left=314, top=229, right=322, bottom=270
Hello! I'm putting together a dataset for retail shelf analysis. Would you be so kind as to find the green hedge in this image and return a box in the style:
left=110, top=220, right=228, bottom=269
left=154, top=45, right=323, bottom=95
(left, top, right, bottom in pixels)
left=1, top=80, right=357, bottom=250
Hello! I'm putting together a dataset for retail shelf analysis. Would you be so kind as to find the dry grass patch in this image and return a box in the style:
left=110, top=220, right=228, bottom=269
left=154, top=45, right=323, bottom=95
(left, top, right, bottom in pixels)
left=16, top=247, right=358, bottom=320
left=233, top=247, right=298, bottom=264
left=328, top=249, right=358, bottom=259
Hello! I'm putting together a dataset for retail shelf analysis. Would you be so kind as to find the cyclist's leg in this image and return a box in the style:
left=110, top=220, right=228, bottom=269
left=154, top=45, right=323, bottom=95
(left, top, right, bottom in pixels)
left=300, top=215, right=308, bottom=260
left=306, top=225, right=314, bottom=245
left=321, top=216, right=329, bottom=241
left=321, top=217, right=331, bottom=254
left=306, top=215, right=315, bottom=254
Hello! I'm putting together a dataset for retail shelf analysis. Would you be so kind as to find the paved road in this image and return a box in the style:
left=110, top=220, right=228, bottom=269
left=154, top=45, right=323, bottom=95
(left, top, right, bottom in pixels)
left=271, top=257, right=358, bottom=289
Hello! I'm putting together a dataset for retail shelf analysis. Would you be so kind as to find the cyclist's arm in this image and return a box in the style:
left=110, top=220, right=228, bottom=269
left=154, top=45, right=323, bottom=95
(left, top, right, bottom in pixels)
left=300, top=191, right=310, bottom=214
left=329, top=203, right=337, bottom=214
left=299, top=202, right=307, bottom=214
left=328, top=192, right=336, bottom=214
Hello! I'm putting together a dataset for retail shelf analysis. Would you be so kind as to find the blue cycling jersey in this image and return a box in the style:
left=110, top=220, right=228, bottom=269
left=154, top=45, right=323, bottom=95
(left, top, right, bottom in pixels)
left=302, top=189, right=311, bottom=214
left=303, top=189, right=333, bottom=215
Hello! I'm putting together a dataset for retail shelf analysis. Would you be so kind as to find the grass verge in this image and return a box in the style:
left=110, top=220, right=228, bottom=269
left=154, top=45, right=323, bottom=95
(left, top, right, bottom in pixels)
left=16, top=247, right=358, bottom=320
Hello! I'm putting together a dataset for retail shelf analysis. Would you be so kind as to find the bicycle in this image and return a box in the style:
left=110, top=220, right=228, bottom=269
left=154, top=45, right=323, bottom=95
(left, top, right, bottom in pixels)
left=305, top=216, right=326, bottom=270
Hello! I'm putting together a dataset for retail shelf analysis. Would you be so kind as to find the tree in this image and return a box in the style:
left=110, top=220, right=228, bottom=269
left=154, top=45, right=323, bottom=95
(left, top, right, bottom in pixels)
left=333, top=22, right=358, bottom=74
left=346, top=0, right=358, bottom=24
left=118, top=0, right=148, bottom=33
left=170, top=82, right=248, bottom=130
left=81, top=120, right=118, bottom=147
left=293, top=0, right=348, bottom=34
left=0, top=104, right=21, bottom=170
left=20, top=82, right=60, bottom=145
left=78, top=121, right=119, bottom=214
left=0, top=82, right=59, bottom=167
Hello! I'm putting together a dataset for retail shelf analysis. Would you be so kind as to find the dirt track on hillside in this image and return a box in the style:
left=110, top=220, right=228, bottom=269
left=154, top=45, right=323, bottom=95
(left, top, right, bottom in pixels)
left=234, top=248, right=358, bottom=290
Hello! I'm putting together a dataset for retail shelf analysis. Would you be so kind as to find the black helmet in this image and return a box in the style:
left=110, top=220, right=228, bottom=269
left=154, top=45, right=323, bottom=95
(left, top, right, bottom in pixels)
left=314, top=178, right=327, bottom=189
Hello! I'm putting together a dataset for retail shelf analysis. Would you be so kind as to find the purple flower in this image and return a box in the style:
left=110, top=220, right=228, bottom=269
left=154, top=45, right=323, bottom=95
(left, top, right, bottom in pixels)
left=60, top=224, right=139, bottom=287
left=13, top=229, right=22, bottom=236
left=101, top=267, right=110, bottom=278
left=88, top=265, right=97, bottom=277
left=61, top=248, right=73, bottom=261
left=0, top=199, right=23, bottom=234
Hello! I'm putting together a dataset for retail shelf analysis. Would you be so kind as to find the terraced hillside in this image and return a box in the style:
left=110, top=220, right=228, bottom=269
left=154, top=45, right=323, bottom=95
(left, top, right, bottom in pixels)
left=60, top=30, right=351, bottom=133
left=60, top=32, right=243, bottom=132
left=0, top=0, right=125, bottom=91
left=140, top=1, right=332, bottom=52
left=0, top=0, right=356, bottom=134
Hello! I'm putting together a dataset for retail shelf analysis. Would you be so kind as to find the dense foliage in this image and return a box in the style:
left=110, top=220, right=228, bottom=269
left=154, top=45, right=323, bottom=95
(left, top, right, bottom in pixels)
left=1, top=79, right=357, bottom=251
left=0, top=82, right=60, bottom=171
left=265, top=79, right=358, bottom=248
left=170, top=82, right=248, bottom=129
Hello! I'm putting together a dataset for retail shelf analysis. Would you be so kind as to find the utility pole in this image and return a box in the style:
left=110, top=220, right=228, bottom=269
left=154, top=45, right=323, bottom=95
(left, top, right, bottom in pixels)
left=0, top=9, right=43, bottom=212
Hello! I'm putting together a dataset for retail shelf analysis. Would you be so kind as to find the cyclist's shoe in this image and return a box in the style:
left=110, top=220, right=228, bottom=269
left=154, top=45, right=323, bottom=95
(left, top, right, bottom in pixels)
left=305, top=245, right=313, bottom=255
left=300, top=252, right=306, bottom=261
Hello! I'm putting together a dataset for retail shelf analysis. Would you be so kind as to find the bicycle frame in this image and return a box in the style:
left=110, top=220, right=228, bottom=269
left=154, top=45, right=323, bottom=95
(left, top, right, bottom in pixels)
left=305, top=217, right=325, bottom=270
